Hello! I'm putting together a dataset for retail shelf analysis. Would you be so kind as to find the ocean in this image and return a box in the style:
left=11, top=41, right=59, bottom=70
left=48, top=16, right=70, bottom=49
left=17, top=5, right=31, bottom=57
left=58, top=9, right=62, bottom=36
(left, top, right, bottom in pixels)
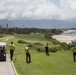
left=65, top=30, right=76, bottom=40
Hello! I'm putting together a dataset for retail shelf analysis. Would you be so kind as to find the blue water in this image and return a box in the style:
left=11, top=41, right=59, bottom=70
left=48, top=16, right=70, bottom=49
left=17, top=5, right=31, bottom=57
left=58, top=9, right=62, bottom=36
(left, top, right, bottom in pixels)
left=66, top=30, right=76, bottom=39
left=67, top=30, right=76, bottom=35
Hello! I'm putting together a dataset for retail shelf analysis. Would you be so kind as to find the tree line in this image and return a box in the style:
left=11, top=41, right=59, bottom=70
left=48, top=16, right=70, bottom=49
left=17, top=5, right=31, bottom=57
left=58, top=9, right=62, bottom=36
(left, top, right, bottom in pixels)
left=0, top=27, right=63, bottom=35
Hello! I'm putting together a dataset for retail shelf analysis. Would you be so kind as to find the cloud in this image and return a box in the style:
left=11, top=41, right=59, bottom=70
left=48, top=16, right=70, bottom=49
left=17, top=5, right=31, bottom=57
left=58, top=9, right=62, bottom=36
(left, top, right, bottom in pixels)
left=60, top=0, right=76, bottom=20
left=0, top=0, right=76, bottom=20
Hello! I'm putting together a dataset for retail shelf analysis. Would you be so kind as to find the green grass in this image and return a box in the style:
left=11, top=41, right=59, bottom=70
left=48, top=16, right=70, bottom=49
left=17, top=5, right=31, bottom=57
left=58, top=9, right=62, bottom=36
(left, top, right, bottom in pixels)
left=13, top=50, right=76, bottom=75
left=2, top=34, right=76, bottom=75
left=15, top=34, right=48, bottom=44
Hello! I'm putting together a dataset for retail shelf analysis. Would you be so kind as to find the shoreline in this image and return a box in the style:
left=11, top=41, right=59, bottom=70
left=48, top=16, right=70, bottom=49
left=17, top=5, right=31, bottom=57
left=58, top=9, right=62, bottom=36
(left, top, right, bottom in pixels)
left=52, top=33, right=74, bottom=44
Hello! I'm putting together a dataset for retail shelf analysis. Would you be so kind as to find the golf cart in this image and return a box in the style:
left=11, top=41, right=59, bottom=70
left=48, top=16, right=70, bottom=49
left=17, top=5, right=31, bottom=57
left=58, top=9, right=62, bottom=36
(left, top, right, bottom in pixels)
left=0, top=42, right=6, bottom=61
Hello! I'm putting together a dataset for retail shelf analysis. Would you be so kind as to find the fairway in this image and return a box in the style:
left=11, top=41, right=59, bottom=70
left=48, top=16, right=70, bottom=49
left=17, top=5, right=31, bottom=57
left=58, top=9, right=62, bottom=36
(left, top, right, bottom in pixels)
left=5, top=34, right=76, bottom=75
left=13, top=50, right=76, bottom=75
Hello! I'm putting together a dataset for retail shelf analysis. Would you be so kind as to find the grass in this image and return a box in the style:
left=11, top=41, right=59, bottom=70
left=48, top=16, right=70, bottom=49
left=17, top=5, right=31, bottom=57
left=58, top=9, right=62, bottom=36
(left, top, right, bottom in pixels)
left=15, top=34, right=48, bottom=44
left=14, top=50, right=76, bottom=75
left=2, top=34, right=76, bottom=75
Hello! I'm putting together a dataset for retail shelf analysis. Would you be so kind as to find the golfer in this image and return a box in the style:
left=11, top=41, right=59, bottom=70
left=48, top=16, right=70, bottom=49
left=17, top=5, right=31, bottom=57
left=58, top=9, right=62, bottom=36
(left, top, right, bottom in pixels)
left=25, top=45, right=31, bottom=63
left=71, top=46, right=76, bottom=62
left=8, top=42, right=15, bottom=61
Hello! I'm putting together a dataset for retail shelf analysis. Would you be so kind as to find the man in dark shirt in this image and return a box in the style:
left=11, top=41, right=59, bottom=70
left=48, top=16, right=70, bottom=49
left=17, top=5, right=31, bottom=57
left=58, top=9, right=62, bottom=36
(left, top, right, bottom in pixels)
left=45, top=45, right=49, bottom=56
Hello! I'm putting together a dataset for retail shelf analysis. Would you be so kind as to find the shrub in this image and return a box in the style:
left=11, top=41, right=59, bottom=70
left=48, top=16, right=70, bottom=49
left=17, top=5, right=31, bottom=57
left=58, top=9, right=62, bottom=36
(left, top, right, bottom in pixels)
left=61, top=42, right=68, bottom=50
left=49, top=46, right=62, bottom=52
left=35, top=45, right=62, bottom=52
left=27, top=44, right=33, bottom=47
left=37, top=48, right=42, bottom=52
left=33, top=45, right=45, bottom=52
left=33, top=42, right=43, bottom=46
left=18, top=40, right=28, bottom=44
left=50, top=38, right=61, bottom=45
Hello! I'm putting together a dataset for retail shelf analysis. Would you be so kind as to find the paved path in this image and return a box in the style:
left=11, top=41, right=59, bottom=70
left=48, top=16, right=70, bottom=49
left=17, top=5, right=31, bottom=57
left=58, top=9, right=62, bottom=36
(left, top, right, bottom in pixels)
left=0, top=35, right=18, bottom=75
left=0, top=54, right=18, bottom=75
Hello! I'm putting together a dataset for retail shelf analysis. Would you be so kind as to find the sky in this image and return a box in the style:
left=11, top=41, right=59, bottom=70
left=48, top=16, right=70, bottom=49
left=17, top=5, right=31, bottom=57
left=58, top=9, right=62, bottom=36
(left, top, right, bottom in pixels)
left=0, top=0, right=76, bottom=21
left=0, top=0, right=76, bottom=29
